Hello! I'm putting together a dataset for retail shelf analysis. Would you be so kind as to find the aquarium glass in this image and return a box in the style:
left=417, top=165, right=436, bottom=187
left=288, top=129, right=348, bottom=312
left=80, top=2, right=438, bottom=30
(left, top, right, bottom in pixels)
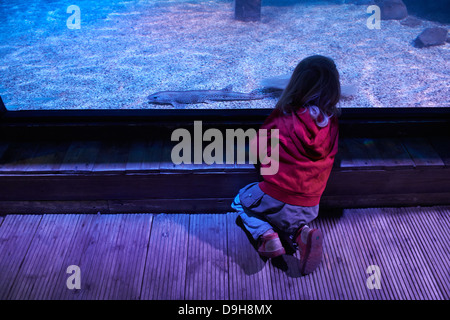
left=0, top=0, right=449, bottom=110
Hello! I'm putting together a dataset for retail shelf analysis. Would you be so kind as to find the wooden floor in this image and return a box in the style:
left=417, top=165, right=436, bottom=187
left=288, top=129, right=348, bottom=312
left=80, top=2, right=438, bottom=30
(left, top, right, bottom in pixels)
left=1, top=206, right=448, bottom=300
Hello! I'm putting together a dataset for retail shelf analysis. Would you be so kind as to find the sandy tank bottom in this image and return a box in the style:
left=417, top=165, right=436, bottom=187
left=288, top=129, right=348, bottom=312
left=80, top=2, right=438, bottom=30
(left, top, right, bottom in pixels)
left=0, top=1, right=449, bottom=110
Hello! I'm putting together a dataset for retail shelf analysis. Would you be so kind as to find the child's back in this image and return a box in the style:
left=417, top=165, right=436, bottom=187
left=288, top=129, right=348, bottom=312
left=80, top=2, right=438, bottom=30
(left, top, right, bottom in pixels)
left=231, top=55, right=341, bottom=275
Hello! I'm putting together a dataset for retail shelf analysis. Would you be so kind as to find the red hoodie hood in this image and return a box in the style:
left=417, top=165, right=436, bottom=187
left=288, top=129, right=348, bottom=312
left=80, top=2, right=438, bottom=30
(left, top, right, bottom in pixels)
left=261, top=107, right=338, bottom=161
left=289, top=108, right=337, bottom=160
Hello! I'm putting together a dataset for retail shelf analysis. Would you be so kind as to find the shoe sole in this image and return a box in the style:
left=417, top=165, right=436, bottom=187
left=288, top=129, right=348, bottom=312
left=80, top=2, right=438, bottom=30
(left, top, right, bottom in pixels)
left=300, top=229, right=323, bottom=275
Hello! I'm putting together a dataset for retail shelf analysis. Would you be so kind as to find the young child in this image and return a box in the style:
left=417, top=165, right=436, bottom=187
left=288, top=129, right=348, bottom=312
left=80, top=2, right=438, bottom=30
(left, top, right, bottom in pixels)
left=231, top=55, right=340, bottom=275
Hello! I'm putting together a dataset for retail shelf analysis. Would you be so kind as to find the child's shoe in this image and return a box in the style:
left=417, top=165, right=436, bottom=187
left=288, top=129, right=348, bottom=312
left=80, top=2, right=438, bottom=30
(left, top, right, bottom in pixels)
left=295, top=225, right=323, bottom=275
left=257, top=230, right=286, bottom=258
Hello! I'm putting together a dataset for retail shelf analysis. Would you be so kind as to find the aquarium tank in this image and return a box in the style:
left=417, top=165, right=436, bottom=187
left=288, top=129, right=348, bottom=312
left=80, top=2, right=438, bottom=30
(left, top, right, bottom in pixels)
left=0, top=0, right=448, bottom=111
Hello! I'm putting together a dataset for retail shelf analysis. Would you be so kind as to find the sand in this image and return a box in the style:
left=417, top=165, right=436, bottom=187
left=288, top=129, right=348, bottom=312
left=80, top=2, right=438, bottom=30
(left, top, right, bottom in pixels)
left=0, top=0, right=449, bottom=110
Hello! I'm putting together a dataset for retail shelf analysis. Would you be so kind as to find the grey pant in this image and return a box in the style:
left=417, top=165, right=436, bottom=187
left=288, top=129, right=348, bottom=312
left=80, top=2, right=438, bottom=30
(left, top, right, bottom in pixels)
left=231, top=182, right=319, bottom=242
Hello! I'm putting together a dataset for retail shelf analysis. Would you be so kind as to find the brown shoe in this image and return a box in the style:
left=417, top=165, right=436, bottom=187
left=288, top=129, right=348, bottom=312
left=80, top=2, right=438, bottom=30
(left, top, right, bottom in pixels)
left=295, top=225, right=323, bottom=275
left=257, top=231, right=286, bottom=258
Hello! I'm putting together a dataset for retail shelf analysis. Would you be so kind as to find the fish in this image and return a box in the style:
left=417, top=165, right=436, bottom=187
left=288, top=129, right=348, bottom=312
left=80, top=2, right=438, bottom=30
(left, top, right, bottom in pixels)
left=147, top=85, right=271, bottom=108
left=261, top=74, right=358, bottom=99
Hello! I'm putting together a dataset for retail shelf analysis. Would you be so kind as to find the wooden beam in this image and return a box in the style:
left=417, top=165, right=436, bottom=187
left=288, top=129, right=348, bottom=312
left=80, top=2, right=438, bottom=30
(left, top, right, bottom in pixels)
left=1, top=107, right=449, bottom=141
left=0, top=166, right=449, bottom=211
left=1, top=191, right=450, bottom=214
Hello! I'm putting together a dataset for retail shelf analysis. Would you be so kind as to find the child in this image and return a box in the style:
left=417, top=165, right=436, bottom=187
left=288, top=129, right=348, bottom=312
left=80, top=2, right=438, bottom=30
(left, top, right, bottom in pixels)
left=231, top=55, right=340, bottom=275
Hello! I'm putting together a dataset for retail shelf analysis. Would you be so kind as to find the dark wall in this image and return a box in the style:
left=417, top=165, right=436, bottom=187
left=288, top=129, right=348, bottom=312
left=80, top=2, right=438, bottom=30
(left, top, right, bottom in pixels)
left=262, top=0, right=449, bottom=24
left=403, top=0, right=450, bottom=24
left=263, top=0, right=344, bottom=6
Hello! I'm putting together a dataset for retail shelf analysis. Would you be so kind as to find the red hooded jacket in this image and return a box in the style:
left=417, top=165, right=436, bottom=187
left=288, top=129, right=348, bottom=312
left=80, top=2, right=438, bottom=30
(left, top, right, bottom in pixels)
left=257, top=107, right=339, bottom=207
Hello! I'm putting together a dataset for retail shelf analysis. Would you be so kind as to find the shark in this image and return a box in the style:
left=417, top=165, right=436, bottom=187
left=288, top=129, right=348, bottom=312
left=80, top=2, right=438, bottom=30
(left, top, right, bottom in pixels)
left=147, top=85, right=272, bottom=108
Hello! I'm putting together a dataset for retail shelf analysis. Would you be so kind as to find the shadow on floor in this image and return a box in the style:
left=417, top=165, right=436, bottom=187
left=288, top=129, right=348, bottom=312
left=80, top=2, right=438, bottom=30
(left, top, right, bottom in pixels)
left=232, top=208, right=345, bottom=278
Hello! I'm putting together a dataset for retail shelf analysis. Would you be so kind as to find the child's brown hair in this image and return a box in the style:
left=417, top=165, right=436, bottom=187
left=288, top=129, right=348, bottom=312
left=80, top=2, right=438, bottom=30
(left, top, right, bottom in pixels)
left=276, top=55, right=341, bottom=126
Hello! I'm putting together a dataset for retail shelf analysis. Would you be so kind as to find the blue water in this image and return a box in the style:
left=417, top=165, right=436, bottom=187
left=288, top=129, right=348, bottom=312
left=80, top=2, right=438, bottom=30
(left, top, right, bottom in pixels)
left=0, top=1, right=449, bottom=110
left=0, top=0, right=158, bottom=109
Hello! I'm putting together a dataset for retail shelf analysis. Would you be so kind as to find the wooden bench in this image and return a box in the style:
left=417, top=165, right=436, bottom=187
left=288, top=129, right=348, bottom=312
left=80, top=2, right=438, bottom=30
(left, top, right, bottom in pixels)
left=1, top=106, right=449, bottom=213
left=0, top=124, right=449, bottom=213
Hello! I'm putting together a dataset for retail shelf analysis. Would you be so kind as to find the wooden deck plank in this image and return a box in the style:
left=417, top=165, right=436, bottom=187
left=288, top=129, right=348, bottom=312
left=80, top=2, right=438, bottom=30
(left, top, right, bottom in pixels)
left=116, top=214, right=153, bottom=300
left=429, top=137, right=450, bottom=167
left=381, top=208, right=444, bottom=299
left=22, top=141, right=71, bottom=172
left=307, top=216, right=344, bottom=300
left=95, top=214, right=152, bottom=300
left=368, top=208, right=421, bottom=299
left=267, top=219, right=325, bottom=300
left=267, top=241, right=314, bottom=300
left=6, top=214, right=80, bottom=299
left=435, top=207, right=450, bottom=246
left=342, top=210, right=385, bottom=300
left=366, top=208, right=426, bottom=299
left=311, top=217, right=347, bottom=300
left=140, top=214, right=189, bottom=300
left=109, top=214, right=137, bottom=300
left=75, top=213, right=149, bottom=300
left=401, top=138, right=444, bottom=168
left=8, top=214, right=56, bottom=299
left=0, top=141, right=40, bottom=172
left=126, top=139, right=162, bottom=171
left=305, top=219, right=331, bottom=300
left=32, top=214, right=81, bottom=299
left=47, top=214, right=152, bottom=300
left=92, top=215, right=123, bottom=299
left=92, top=140, right=131, bottom=172
left=226, top=211, right=273, bottom=300
left=360, top=209, right=407, bottom=300
left=358, top=209, right=406, bottom=300
left=337, top=212, right=375, bottom=299
left=49, top=214, right=104, bottom=300
left=390, top=208, right=444, bottom=299
left=340, top=138, right=383, bottom=169
left=158, top=136, right=178, bottom=171
left=0, top=214, right=42, bottom=299
left=1, top=208, right=449, bottom=300
left=374, top=138, right=415, bottom=168
left=66, top=214, right=112, bottom=300
left=319, top=216, right=358, bottom=299
left=331, top=212, right=370, bottom=300
left=340, top=138, right=414, bottom=169
left=84, top=214, right=126, bottom=300
left=404, top=207, right=450, bottom=298
left=59, top=141, right=102, bottom=172
left=185, top=214, right=228, bottom=300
